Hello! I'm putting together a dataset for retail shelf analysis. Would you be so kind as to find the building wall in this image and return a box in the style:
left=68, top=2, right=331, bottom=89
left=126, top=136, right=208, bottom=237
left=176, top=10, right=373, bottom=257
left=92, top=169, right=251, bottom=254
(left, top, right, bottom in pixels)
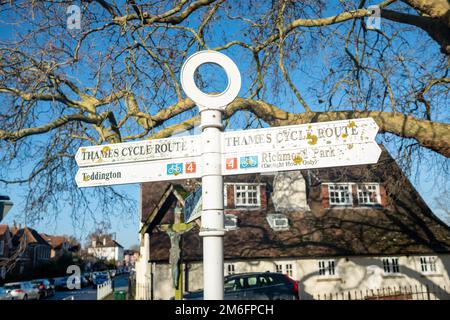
left=124, top=252, right=139, bottom=266
left=149, top=254, right=450, bottom=300
left=88, top=246, right=119, bottom=261
left=115, top=247, right=124, bottom=262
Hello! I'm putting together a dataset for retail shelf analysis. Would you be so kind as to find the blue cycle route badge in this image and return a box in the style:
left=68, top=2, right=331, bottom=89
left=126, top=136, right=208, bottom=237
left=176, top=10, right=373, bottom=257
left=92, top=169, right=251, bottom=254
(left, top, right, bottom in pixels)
left=239, top=156, right=258, bottom=169
left=167, top=163, right=183, bottom=176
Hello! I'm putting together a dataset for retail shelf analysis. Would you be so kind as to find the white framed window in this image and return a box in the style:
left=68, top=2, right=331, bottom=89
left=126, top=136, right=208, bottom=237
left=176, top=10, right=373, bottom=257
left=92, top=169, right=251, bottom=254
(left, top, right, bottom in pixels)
left=275, top=264, right=283, bottom=273
left=318, top=260, right=336, bottom=276
left=357, top=183, right=381, bottom=205
left=225, top=214, right=238, bottom=230
left=420, top=256, right=438, bottom=274
left=234, top=184, right=260, bottom=207
left=328, top=183, right=352, bottom=206
left=285, top=264, right=293, bottom=277
left=266, top=214, right=289, bottom=231
left=226, top=264, right=235, bottom=275
left=275, top=263, right=294, bottom=277
left=382, top=257, right=400, bottom=274
left=0, top=240, right=4, bottom=256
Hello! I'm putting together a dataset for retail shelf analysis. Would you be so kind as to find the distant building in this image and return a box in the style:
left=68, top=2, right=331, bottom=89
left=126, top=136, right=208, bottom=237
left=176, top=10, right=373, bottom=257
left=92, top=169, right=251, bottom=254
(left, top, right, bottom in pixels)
left=136, top=147, right=450, bottom=300
left=9, top=226, right=51, bottom=275
left=87, top=235, right=124, bottom=263
left=123, top=249, right=139, bottom=270
left=1, top=225, right=83, bottom=279
left=40, top=234, right=80, bottom=258
left=0, top=225, right=13, bottom=278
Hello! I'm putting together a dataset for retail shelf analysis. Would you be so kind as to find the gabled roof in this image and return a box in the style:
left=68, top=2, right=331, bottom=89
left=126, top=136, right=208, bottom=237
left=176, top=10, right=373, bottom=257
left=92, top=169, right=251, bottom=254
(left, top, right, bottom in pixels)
left=40, top=234, right=80, bottom=251
left=141, top=181, right=198, bottom=225
left=140, top=182, right=197, bottom=234
left=11, top=227, right=51, bottom=247
left=142, top=147, right=450, bottom=262
left=90, top=236, right=123, bottom=248
left=40, top=234, right=65, bottom=249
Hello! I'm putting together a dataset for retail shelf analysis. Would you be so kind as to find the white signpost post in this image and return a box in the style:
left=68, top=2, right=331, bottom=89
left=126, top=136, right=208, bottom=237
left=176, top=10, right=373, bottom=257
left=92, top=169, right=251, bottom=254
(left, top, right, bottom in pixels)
left=75, top=50, right=381, bottom=300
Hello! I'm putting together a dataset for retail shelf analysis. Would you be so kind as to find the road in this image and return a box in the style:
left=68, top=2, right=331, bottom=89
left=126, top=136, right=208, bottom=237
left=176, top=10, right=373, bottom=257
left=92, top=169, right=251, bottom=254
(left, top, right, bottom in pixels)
left=48, top=274, right=129, bottom=300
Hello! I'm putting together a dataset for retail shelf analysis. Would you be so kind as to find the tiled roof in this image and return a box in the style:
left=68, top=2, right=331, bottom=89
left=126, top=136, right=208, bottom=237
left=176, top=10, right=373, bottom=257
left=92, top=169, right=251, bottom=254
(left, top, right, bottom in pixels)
left=90, top=236, right=123, bottom=248
left=40, top=234, right=68, bottom=249
left=141, top=181, right=200, bottom=224
left=11, top=227, right=51, bottom=247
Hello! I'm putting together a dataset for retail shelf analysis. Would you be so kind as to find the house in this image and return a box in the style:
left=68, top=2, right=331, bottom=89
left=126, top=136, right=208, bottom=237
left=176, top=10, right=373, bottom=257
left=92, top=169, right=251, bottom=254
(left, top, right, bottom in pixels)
left=136, top=147, right=450, bottom=300
left=40, top=234, right=80, bottom=258
left=87, top=235, right=124, bottom=263
left=8, top=226, right=51, bottom=275
left=123, top=249, right=139, bottom=271
left=0, top=225, right=13, bottom=278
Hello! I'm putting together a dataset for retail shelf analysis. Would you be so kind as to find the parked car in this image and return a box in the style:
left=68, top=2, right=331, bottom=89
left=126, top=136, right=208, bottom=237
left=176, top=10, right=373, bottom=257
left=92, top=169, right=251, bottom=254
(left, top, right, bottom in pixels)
left=52, top=274, right=90, bottom=291
left=92, top=274, right=109, bottom=288
left=79, top=274, right=90, bottom=288
left=31, top=279, right=55, bottom=299
left=4, top=281, right=40, bottom=300
left=0, top=286, right=14, bottom=300
left=82, top=272, right=93, bottom=284
left=183, top=272, right=299, bottom=300
left=91, top=271, right=107, bottom=280
left=53, top=277, right=69, bottom=290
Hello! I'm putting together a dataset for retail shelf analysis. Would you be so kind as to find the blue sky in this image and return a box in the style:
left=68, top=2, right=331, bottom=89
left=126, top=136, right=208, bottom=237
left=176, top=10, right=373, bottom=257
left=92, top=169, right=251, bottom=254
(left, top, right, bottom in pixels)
left=0, top=1, right=449, bottom=249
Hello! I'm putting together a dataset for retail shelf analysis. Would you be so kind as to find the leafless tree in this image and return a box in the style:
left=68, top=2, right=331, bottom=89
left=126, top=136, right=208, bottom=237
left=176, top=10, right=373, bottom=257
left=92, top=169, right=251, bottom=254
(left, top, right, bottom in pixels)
left=0, top=0, right=448, bottom=224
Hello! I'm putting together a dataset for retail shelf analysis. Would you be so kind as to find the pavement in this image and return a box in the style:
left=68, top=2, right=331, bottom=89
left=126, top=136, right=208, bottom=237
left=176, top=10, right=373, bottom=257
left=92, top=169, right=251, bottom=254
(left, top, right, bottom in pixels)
left=103, top=275, right=129, bottom=300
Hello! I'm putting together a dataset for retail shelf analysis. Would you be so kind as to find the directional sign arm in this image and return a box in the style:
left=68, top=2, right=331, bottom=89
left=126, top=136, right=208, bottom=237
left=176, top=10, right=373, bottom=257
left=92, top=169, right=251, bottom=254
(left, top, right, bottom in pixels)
left=76, top=157, right=202, bottom=187
left=75, top=118, right=381, bottom=187
left=75, top=135, right=201, bottom=167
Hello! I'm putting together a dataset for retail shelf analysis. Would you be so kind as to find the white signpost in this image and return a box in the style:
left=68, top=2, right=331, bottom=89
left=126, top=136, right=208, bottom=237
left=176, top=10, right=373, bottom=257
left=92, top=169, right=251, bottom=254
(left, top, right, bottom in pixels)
left=74, top=50, right=381, bottom=300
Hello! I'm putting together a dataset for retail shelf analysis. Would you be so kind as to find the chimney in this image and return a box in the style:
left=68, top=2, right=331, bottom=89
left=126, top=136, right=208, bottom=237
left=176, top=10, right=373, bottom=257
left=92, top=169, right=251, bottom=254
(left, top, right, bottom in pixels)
left=103, top=237, right=106, bottom=246
left=92, top=239, right=96, bottom=248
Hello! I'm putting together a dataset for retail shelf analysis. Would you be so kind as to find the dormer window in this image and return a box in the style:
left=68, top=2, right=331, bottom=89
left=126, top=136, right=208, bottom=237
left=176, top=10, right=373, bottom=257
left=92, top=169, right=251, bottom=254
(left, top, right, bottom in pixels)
left=328, top=183, right=352, bottom=206
left=357, top=183, right=381, bottom=205
left=324, top=182, right=385, bottom=208
left=235, top=184, right=260, bottom=207
left=266, top=214, right=289, bottom=231
left=225, top=214, right=238, bottom=230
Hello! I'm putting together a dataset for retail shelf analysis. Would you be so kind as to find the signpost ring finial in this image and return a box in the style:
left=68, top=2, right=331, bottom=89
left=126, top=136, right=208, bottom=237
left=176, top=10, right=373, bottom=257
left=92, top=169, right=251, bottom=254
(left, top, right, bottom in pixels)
left=180, top=50, right=241, bottom=111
